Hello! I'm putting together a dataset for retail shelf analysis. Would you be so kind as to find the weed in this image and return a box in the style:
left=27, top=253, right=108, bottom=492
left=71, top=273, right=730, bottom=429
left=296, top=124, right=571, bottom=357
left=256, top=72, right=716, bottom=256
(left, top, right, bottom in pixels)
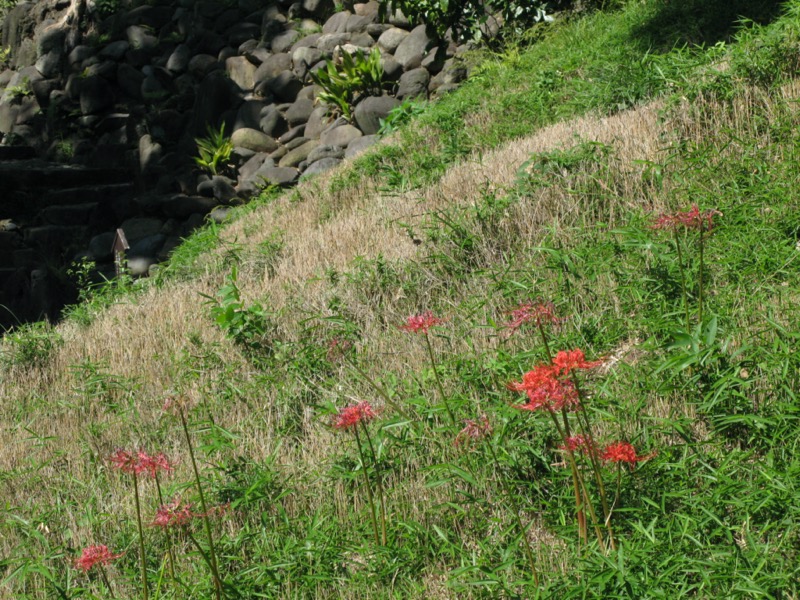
left=0, top=321, right=62, bottom=369
left=311, top=48, right=384, bottom=120
left=194, top=123, right=234, bottom=176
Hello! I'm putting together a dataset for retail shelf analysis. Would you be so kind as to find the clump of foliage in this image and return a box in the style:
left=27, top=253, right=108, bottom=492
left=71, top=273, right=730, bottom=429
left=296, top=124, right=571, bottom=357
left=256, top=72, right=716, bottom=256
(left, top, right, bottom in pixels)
left=194, top=123, right=234, bottom=176
left=310, top=48, right=384, bottom=120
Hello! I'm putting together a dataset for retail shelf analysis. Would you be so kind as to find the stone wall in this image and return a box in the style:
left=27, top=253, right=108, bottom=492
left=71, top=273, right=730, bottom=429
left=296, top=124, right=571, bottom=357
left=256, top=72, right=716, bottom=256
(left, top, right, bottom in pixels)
left=0, top=0, right=472, bottom=326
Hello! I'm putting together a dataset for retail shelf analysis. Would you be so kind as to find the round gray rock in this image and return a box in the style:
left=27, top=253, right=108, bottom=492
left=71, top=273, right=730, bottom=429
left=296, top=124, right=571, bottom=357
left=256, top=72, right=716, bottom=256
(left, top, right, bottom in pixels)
left=353, top=95, right=400, bottom=135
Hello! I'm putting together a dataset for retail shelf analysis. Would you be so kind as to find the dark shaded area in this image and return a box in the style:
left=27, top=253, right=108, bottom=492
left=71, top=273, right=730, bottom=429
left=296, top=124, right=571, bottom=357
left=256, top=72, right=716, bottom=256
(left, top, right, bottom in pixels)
left=630, top=0, right=786, bottom=51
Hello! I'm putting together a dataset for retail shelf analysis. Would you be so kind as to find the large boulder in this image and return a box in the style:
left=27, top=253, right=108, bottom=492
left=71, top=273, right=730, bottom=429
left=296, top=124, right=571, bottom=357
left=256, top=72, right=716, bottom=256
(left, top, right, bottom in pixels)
left=353, top=95, right=400, bottom=135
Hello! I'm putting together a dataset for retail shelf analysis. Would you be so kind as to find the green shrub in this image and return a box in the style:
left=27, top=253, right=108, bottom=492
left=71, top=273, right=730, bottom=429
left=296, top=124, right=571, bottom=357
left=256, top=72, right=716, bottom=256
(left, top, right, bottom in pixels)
left=194, top=123, right=233, bottom=176
left=310, top=48, right=384, bottom=120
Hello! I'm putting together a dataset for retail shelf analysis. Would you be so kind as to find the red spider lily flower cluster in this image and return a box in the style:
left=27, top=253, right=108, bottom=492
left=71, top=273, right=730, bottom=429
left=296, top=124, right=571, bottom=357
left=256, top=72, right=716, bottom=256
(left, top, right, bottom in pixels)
left=509, top=349, right=602, bottom=413
left=551, top=349, right=604, bottom=377
left=137, top=451, right=173, bottom=479
left=74, top=545, right=123, bottom=572
left=503, top=301, right=561, bottom=336
left=651, top=205, right=722, bottom=232
left=332, top=401, right=378, bottom=430
left=399, top=311, right=443, bottom=335
left=152, top=499, right=197, bottom=528
left=109, top=449, right=145, bottom=475
left=109, top=449, right=173, bottom=478
left=560, top=435, right=597, bottom=456
left=508, top=366, right=575, bottom=412
left=601, top=441, right=656, bottom=467
left=455, top=414, right=493, bottom=447
left=152, top=499, right=229, bottom=528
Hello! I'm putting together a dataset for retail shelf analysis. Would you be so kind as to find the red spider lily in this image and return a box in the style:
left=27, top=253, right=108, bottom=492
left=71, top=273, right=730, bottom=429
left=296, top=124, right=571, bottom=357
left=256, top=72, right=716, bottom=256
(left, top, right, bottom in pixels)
left=75, top=545, right=123, bottom=572
left=137, top=451, right=174, bottom=479
left=332, top=401, right=378, bottom=430
left=507, top=365, right=558, bottom=394
left=455, top=414, right=493, bottom=447
left=399, top=311, right=443, bottom=335
left=109, top=449, right=146, bottom=475
left=503, top=301, right=561, bottom=336
left=152, top=499, right=197, bottom=528
left=601, top=441, right=655, bottom=467
left=651, top=205, right=721, bottom=232
left=516, top=378, right=579, bottom=412
left=560, top=435, right=598, bottom=456
left=552, top=349, right=603, bottom=377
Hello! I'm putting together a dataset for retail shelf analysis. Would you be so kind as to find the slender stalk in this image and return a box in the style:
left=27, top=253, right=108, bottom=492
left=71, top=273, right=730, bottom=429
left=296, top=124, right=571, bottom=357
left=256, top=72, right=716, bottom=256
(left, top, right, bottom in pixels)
left=345, top=357, right=414, bottom=422
left=132, top=471, right=149, bottom=600
left=571, top=376, right=616, bottom=551
left=698, top=222, right=705, bottom=324
left=186, top=530, right=219, bottom=580
left=537, top=321, right=553, bottom=362
left=179, top=409, right=223, bottom=600
left=673, top=227, right=690, bottom=330
left=486, top=443, right=540, bottom=584
left=546, top=410, right=585, bottom=543
left=424, top=332, right=456, bottom=425
left=360, top=421, right=388, bottom=545
left=98, top=565, right=116, bottom=599
left=154, top=475, right=176, bottom=580
left=353, top=428, right=381, bottom=544
left=548, top=409, right=604, bottom=548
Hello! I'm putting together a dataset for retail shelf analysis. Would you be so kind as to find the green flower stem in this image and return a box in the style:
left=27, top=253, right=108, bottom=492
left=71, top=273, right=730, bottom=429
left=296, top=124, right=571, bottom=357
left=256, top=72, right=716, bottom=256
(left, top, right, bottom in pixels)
left=424, top=332, right=456, bottom=425
left=537, top=321, right=554, bottom=362
left=131, top=471, right=149, bottom=600
left=571, top=376, right=616, bottom=551
left=98, top=564, right=116, bottom=599
left=360, top=421, right=388, bottom=545
left=546, top=410, right=586, bottom=544
left=486, top=442, right=540, bottom=585
left=179, top=409, right=223, bottom=600
left=353, top=428, right=381, bottom=544
left=154, top=475, right=176, bottom=580
left=698, top=222, right=705, bottom=325
left=674, top=227, right=691, bottom=330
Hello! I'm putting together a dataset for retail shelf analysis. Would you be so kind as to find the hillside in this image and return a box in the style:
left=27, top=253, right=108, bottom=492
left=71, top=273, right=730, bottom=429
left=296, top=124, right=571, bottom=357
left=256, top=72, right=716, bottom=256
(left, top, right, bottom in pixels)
left=2, top=1, right=800, bottom=598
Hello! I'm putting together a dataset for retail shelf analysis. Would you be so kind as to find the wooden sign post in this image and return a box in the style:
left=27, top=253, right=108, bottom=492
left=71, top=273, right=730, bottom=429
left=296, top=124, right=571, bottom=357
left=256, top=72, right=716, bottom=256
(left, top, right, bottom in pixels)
left=112, top=228, right=129, bottom=277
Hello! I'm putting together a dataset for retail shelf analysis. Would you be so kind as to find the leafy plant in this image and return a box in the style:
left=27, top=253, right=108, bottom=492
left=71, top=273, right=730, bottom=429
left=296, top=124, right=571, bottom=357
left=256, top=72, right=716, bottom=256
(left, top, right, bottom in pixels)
left=378, top=98, right=427, bottom=137
left=194, top=123, right=233, bottom=176
left=310, top=48, right=384, bottom=120
left=0, top=322, right=62, bottom=369
left=202, top=266, right=274, bottom=355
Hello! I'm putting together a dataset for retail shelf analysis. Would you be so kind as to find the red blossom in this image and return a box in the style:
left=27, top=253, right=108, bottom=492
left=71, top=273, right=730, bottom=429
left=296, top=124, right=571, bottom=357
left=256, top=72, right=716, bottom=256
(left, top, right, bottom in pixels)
left=455, top=414, right=492, bottom=447
left=551, top=349, right=603, bottom=377
left=74, top=545, right=123, bottom=572
left=560, top=435, right=597, bottom=456
left=332, top=401, right=378, bottom=430
left=509, top=366, right=580, bottom=412
left=601, top=441, right=655, bottom=467
left=109, top=449, right=145, bottom=475
left=651, top=205, right=721, bottom=232
left=399, top=311, right=443, bottom=334
left=152, top=499, right=196, bottom=528
left=138, top=451, right=174, bottom=479
left=507, top=365, right=558, bottom=394
left=503, top=301, right=560, bottom=336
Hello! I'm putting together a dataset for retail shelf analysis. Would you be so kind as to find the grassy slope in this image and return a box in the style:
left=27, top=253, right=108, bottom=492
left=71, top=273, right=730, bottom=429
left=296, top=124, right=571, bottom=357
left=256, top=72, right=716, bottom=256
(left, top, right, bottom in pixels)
left=3, top=1, right=800, bottom=598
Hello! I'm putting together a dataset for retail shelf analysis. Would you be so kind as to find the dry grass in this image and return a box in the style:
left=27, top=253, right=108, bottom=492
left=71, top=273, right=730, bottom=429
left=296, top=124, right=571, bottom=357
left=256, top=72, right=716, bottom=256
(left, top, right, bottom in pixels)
left=1, top=80, right=798, bottom=596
